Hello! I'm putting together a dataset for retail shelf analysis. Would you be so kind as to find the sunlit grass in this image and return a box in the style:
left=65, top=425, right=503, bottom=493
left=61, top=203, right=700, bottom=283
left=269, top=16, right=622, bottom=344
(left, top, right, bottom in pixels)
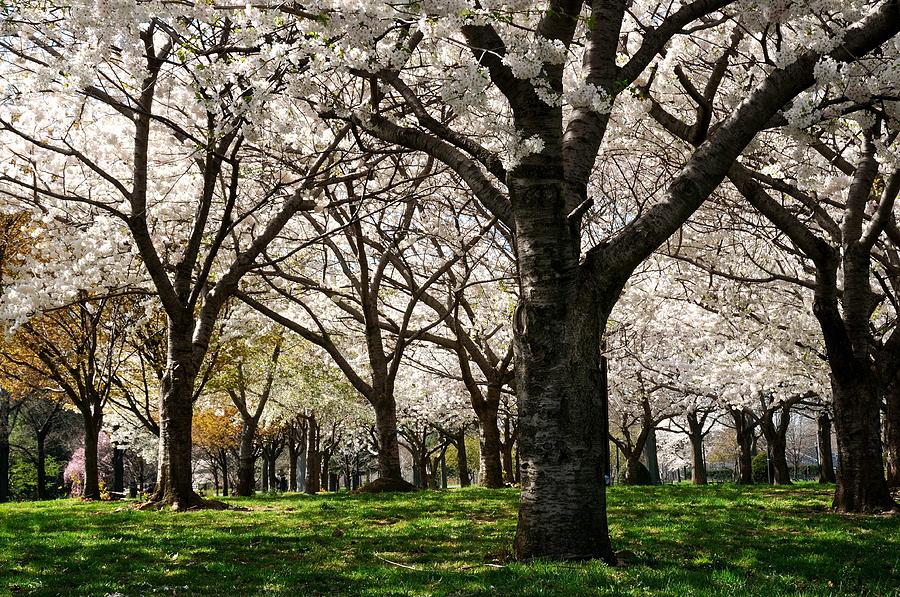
left=1, top=483, right=898, bottom=595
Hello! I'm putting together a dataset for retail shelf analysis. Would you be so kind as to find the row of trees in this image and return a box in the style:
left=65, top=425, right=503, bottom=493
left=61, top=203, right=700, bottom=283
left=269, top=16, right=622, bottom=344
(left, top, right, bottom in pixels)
left=0, top=0, right=898, bottom=563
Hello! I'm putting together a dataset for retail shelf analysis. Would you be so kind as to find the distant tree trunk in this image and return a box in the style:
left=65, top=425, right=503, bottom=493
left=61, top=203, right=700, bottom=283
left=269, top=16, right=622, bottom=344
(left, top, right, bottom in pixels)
left=320, top=455, right=329, bottom=492
left=885, top=382, right=900, bottom=488
left=685, top=412, right=707, bottom=485
left=270, top=449, right=279, bottom=491
left=477, top=407, right=504, bottom=488
left=112, top=444, right=125, bottom=495
left=731, top=410, right=754, bottom=485
left=501, top=416, right=515, bottom=484
left=36, top=431, right=48, bottom=499
left=373, top=398, right=403, bottom=482
left=817, top=413, right=836, bottom=484
left=624, top=453, right=645, bottom=485
left=643, top=427, right=661, bottom=485
left=82, top=415, right=101, bottom=500
left=236, top=422, right=257, bottom=496
left=456, top=434, right=470, bottom=488
left=261, top=455, right=269, bottom=493
left=690, top=436, right=707, bottom=485
left=298, top=450, right=307, bottom=492
left=305, top=418, right=320, bottom=494
left=0, top=395, right=10, bottom=503
left=288, top=439, right=299, bottom=492
left=768, top=434, right=791, bottom=485
left=0, top=431, right=8, bottom=503
left=219, top=449, right=229, bottom=496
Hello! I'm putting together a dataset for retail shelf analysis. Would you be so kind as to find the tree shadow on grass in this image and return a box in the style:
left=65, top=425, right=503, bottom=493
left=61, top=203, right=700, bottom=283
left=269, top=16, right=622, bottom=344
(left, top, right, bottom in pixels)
left=2, top=485, right=898, bottom=596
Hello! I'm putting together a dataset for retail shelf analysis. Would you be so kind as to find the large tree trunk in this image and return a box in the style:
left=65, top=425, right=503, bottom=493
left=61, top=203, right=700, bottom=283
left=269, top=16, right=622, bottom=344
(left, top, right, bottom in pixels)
left=152, top=324, right=199, bottom=509
left=477, top=407, right=505, bottom=488
left=456, top=434, right=470, bottom=487
left=511, top=184, right=613, bottom=562
left=236, top=422, right=257, bottom=496
left=885, top=382, right=900, bottom=488
left=82, top=415, right=101, bottom=500
left=817, top=413, right=836, bottom=484
left=831, top=377, right=895, bottom=510
left=815, top=245, right=896, bottom=511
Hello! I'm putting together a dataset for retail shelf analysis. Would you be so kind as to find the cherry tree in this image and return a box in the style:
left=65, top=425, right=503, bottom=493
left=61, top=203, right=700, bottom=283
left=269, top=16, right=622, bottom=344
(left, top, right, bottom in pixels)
left=299, top=0, right=899, bottom=558
left=0, top=3, right=354, bottom=507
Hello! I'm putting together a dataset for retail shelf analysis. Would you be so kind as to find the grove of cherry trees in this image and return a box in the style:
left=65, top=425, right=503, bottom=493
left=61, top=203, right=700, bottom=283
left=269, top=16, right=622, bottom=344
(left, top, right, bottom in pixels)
left=0, top=0, right=898, bottom=566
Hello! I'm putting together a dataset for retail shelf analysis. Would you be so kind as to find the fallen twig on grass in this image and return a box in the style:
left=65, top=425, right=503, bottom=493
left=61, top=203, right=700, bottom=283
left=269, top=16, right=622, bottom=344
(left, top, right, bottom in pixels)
left=373, top=553, right=422, bottom=571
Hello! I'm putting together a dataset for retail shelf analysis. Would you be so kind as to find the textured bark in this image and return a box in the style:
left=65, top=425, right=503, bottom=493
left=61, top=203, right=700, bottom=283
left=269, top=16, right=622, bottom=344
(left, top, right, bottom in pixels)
left=153, top=369, right=196, bottom=506
left=151, top=322, right=200, bottom=509
left=817, top=413, right=836, bottom=484
left=688, top=434, right=707, bottom=485
left=831, top=378, right=894, bottom=510
left=373, top=398, right=403, bottom=481
left=510, top=178, right=613, bottom=562
left=885, top=383, right=900, bottom=488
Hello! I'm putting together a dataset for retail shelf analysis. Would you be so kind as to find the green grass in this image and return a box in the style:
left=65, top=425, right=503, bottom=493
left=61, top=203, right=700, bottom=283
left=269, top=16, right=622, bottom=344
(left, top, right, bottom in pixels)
left=1, top=483, right=898, bottom=596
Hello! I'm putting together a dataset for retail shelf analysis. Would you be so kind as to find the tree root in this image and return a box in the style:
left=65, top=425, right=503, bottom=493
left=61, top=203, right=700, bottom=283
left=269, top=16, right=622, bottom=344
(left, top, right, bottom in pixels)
left=137, top=491, right=233, bottom=511
left=355, top=477, right=416, bottom=494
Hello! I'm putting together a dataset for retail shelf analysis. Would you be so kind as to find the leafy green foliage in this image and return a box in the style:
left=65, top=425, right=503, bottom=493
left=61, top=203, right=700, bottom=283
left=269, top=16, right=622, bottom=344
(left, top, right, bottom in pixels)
left=752, top=453, right=769, bottom=484
left=1, top=484, right=898, bottom=596
left=8, top=456, right=63, bottom=501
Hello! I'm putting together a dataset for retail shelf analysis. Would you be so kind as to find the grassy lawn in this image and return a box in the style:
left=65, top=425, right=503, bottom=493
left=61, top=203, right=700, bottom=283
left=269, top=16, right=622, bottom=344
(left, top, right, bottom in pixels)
left=1, top=483, right=898, bottom=596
